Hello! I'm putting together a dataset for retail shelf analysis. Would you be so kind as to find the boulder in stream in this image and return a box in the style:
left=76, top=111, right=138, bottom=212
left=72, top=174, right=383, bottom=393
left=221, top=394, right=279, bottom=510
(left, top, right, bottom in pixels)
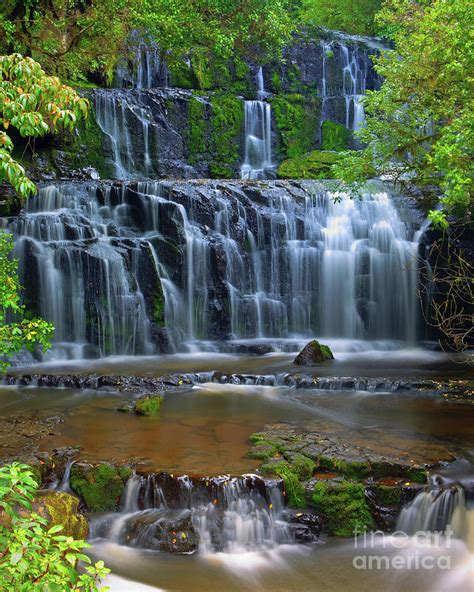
left=293, top=340, right=334, bottom=365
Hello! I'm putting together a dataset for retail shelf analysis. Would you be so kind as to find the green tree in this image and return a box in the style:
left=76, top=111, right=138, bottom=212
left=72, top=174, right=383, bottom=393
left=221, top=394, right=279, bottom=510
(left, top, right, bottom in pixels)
left=332, top=0, right=473, bottom=227
left=0, top=463, right=110, bottom=590
left=298, top=0, right=382, bottom=36
left=133, top=0, right=293, bottom=63
left=0, top=233, right=53, bottom=372
left=0, top=53, right=89, bottom=199
left=0, top=1, right=132, bottom=84
left=0, top=54, right=89, bottom=369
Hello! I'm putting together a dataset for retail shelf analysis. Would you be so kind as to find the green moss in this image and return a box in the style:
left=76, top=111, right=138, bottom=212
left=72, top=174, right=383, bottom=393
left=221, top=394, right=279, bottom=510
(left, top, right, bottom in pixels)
left=153, top=280, right=166, bottom=328
left=135, top=395, right=164, bottom=416
left=369, top=461, right=427, bottom=483
left=209, top=94, right=244, bottom=174
left=247, top=443, right=278, bottom=460
left=278, top=150, right=341, bottom=179
left=271, top=71, right=282, bottom=94
left=321, top=120, right=351, bottom=151
left=70, top=463, right=126, bottom=512
left=310, top=481, right=375, bottom=536
left=261, top=461, right=307, bottom=508
left=188, top=97, right=208, bottom=164
left=271, top=94, right=321, bottom=160
left=289, top=454, right=316, bottom=480
left=318, top=456, right=371, bottom=479
left=36, top=491, right=88, bottom=540
left=208, top=163, right=234, bottom=178
left=169, top=61, right=196, bottom=89
left=374, top=485, right=403, bottom=506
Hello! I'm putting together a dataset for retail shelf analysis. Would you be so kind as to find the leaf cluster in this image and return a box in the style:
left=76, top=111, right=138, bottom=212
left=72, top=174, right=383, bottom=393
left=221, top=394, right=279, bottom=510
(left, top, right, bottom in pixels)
left=0, top=463, right=110, bottom=591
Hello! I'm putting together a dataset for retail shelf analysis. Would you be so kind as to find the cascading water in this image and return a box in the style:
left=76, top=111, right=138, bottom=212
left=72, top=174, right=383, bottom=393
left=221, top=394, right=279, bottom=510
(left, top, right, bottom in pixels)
left=241, top=68, right=274, bottom=180
left=91, top=473, right=299, bottom=555
left=397, top=460, right=474, bottom=552
left=6, top=180, right=423, bottom=358
left=94, top=90, right=154, bottom=179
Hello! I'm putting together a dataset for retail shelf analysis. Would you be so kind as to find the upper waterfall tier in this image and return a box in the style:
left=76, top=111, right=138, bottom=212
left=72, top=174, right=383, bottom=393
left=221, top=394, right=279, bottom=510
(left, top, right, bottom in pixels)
left=84, top=32, right=382, bottom=181
left=4, top=180, right=423, bottom=360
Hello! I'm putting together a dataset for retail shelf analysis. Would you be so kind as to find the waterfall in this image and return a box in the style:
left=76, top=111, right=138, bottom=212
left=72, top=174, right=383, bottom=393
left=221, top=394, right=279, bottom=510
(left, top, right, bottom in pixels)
left=241, top=68, right=274, bottom=180
left=319, top=38, right=375, bottom=141
left=10, top=183, right=156, bottom=358
left=91, top=473, right=296, bottom=554
left=397, top=461, right=474, bottom=553
left=6, top=180, right=423, bottom=358
left=94, top=90, right=154, bottom=179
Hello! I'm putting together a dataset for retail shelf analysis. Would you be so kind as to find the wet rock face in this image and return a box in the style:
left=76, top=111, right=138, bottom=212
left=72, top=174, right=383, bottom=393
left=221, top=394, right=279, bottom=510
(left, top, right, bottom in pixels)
left=123, top=512, right=199, bottom=553
left=293, top=340, right=334, bottom=365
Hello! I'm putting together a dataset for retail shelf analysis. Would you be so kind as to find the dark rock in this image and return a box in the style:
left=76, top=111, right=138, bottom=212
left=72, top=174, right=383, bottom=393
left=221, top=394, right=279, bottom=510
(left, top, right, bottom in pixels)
left=293, top=340, right=334, bottom=365
left=123, top=511, right=199, bottom=553
left=282, top=508, right=323, bottom=542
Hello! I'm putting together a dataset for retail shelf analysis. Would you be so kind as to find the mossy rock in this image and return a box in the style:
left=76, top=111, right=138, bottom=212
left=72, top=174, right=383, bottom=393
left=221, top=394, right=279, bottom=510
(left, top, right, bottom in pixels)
left=247, top=442, right=278, bottom=460
left=70, top=462, right=127, bottom=512
left=310, top=480, right=375, bottom=536
left=318, top=455, right=371, bottom=479
left=270, top=94, right=321, bottom=160
left=34, top=491, right=88, bottom=539
left=135, top=395, right=164, bottom=416
left=369, top=460, right=427, bottom=483
left=321, top=120, right=351, bottom=151
left=278, top=150, right=341, bottom=180
left=293, top=340, right=334, bottom=365
left=260, top=461, right=307, bottom=508
left=374, top=484, right=403, bottom=506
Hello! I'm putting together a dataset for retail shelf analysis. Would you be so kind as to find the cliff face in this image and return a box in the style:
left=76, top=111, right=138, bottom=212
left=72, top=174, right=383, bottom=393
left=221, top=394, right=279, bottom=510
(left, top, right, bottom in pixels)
left=25, top=30, right=384, bottom=182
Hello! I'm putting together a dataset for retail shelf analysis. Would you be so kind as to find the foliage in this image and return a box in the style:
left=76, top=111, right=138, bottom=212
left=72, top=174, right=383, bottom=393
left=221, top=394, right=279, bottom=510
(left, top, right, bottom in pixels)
left=278, top=150, right=341, bottom=179
left=332, top=0, right=473, bottom=227
left=298, top=0, right=382, bottom=36
left=0, top=1, right=131, bottom=83
left=419, top=225, right=474, bottom=359
left=134, top=0, right=293, bottom=66
left=0, top=462, right=110, bottom=591
left=0, top=53, right=89, bottom=200
left=271, top=94, right=321, bottom=160
left=0, top=233, right=53, bottom=372
left=321, top=120, right=350, bottom=152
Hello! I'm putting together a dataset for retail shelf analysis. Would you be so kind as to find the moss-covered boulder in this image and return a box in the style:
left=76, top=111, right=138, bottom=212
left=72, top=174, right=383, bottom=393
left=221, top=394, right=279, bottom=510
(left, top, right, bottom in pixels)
left=260, top=461, right=307, bottom=508
left=293, top=340, right=334, bottom=365
left=277, top=150, right=341, bottom=180
left=309, top=480, right=375, bottom=536
left=321, top=120, right=351, bottom=151
left=135, top=395, right=164, bottom=416
left=34, top=491, right=88, bottom=539
left=70, top=463, right=131, bottom=512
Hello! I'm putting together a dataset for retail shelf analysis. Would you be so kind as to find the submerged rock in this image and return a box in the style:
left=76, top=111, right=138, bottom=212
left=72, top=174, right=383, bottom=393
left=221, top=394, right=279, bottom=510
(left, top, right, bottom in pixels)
left=135, top=395, right=164, bottom=416
left=293, top=340, right=334, bottom=365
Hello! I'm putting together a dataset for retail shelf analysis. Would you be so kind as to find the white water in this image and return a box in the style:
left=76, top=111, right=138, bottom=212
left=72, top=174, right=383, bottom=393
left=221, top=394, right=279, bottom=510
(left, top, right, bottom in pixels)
left=241, top=68, right=274, bottom=180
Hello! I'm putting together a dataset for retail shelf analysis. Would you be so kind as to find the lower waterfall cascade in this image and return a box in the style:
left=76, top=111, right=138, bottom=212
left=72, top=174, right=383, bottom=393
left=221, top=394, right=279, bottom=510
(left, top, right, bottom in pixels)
left=4, top=179, right=424, bottom=359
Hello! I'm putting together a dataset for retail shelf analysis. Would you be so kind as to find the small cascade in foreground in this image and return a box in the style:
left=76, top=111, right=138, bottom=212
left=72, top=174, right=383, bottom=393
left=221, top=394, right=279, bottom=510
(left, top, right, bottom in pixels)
left=397, top=460, right=474, bottom=552
left=241, top=68, right=274, bottom=180
left=91, top=473, right=307, bottom=554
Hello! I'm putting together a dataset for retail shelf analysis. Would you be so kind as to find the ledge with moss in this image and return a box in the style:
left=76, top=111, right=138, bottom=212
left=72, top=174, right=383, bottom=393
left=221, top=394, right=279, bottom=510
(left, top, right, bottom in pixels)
left=248, top=423, right=434, bottom=535
left=277, top=150, right=342, bottom=179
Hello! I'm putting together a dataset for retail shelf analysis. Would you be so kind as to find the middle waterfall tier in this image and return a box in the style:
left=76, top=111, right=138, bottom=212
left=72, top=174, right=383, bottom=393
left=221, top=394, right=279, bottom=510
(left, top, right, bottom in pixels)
left=241, top=68, right=274, bottom=180
left=6, top=180, right=422, bottom=359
